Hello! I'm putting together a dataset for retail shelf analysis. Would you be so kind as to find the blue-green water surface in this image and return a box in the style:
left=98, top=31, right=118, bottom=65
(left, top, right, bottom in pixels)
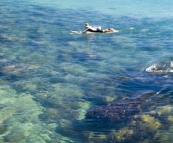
left=1, top=0, right=173, bottom=143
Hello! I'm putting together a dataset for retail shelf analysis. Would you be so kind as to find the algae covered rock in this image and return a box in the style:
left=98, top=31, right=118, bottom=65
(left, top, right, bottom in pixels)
left=83, top=91, right=169, bottom=143
left=86, top=101, right=141, bottom=123
left=155, top=105, right=173, bottom=116
left=0, top=63, right=39, bottom=77
left=43, top=83, right=84, bottom=107
left=154, top=125, right=173, bottom=143
left=140, top=114, right=161, bottom=130
left=0, top=86, right=52, bottom=142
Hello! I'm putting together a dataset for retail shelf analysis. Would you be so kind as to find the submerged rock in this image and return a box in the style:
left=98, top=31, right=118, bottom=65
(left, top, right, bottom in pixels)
left=83, top=88, right=173, bottom=143
left=85, top=92, right=158, bottom=125
left=86, top=101, right=141, bottom=123
left=83, top=92, right=167, bottom=143
left=0, top=86, right=54, bottom=143
left=0, top=63, right=38, bottom=77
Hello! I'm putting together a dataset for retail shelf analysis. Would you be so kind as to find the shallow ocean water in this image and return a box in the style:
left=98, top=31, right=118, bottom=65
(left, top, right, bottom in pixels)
left=1, top=0, right=173, bottom=143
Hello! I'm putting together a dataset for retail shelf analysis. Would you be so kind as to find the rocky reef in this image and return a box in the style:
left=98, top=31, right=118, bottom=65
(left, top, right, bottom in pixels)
left=83, top=91, right=173, bottom=143
left=0, top=62, right=39, bottom=77
left=85, top=91, right=155, bottom=124
left=86, top=100, right=141, bottom=124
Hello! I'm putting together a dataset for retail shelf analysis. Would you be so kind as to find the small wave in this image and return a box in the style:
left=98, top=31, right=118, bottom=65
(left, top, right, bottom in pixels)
left=146, top=62, right=173, bottom=74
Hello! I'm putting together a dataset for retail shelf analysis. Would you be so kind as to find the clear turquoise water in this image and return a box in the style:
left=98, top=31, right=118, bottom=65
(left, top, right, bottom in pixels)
left=1, top=0, right=173, bottom=143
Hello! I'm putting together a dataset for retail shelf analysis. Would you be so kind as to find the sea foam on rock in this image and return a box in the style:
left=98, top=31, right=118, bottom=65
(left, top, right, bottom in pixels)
left=146, top=62, right=173, bottom=74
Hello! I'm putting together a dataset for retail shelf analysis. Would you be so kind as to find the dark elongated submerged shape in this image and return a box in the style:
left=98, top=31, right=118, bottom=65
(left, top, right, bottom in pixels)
left=86, top=101, right=141, bottom=123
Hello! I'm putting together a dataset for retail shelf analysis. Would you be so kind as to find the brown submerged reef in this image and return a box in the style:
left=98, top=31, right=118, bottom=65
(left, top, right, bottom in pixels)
left=55, top=68, right=173, bottom=143
left=84, top=90, right=173, bottom=143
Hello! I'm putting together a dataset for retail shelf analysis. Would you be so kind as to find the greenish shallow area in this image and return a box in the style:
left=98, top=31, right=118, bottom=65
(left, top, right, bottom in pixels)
left=1, top=1, right=173, bottom=143
left=29, top=0, right=173, bottom=18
